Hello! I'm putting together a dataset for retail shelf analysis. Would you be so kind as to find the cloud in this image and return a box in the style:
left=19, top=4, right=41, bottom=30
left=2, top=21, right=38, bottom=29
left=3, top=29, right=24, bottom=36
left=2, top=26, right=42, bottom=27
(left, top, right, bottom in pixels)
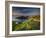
left=12, top=7, right=40, bottom=14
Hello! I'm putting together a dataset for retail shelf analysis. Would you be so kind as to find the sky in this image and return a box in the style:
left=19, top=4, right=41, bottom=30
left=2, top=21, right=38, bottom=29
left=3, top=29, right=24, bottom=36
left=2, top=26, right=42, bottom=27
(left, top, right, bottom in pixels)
left=12, top=7, right=40, bottom=21
left=12, top=7, right=40, bottom=14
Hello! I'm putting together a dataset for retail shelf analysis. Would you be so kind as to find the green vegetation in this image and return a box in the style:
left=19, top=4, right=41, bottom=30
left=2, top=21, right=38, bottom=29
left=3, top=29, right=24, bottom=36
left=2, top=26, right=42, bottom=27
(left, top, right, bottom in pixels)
left=12, top=16, right=40, bottom=31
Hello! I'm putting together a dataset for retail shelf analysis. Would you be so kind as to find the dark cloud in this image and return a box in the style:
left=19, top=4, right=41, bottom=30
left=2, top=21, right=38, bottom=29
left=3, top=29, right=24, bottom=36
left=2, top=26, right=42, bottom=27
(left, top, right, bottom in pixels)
left=12, top=7, right=40, bottom=13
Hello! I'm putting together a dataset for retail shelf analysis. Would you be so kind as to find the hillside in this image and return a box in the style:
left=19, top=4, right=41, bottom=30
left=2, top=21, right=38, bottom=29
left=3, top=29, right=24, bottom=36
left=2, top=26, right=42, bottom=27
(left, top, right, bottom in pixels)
left=12, top=16, right=40, bottom=31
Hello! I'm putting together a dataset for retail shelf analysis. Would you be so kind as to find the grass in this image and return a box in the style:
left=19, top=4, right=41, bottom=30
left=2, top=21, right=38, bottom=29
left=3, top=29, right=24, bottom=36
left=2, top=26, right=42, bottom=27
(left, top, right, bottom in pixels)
left=12, top=16, right=40, bottom=31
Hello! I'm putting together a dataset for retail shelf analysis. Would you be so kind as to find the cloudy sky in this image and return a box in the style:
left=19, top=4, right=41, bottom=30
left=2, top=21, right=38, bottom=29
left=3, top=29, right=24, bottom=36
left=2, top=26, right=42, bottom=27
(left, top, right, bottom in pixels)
left=12, top=7, right=40, bottom=21
left=12, top=7, right=40, bottom=15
